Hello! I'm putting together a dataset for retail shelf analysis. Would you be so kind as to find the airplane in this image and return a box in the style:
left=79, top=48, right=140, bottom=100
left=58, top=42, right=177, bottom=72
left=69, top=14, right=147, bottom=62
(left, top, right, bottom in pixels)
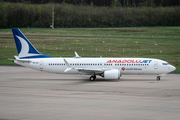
left=10, top=28, right=176, bottom=81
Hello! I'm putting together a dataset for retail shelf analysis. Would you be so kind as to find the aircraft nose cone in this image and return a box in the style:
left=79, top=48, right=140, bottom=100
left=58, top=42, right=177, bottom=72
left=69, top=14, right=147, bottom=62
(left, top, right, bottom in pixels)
left=172, top=66, right=176, bottom=71
left=170, top=65, right=176, bottom=72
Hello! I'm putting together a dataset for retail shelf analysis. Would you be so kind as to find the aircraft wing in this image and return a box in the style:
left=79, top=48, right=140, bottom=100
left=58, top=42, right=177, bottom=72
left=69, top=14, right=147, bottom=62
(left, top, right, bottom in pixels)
left=76, top=68, right=103, bottom=75
left=63, top=59, right=103, bottom=75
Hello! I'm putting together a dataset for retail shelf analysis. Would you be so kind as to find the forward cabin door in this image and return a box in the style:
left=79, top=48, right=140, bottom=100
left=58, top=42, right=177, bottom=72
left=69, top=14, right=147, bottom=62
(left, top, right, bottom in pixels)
left=154, top=61, right=158, bottom=69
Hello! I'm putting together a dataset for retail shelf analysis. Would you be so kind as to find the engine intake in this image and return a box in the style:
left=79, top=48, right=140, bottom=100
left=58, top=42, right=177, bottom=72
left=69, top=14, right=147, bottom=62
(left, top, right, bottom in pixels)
left=103, top=69, right=120, bottom=79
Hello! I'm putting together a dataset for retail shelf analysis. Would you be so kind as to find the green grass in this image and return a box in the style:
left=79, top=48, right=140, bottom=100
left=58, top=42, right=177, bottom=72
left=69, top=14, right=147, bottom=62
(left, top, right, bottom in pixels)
left=1, top=26, right=180, bottom=38
left=175, top=66, right=180, bottom=72
left=0, top=27, right=180, bottom=72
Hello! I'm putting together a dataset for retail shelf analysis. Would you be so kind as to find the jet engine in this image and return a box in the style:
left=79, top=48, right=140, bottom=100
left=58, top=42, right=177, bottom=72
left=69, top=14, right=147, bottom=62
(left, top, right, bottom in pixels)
left=103, top=69, right=120, bottom=79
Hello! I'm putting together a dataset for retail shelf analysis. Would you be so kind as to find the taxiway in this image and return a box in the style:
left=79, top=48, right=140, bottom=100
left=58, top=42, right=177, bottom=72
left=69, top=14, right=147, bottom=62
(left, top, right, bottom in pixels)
left=0, top=66, right=180, bottom=120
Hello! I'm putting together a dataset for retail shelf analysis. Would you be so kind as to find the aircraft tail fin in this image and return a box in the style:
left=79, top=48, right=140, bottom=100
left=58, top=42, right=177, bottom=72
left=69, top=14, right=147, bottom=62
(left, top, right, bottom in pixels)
left=12, top=28, right=53, bottom=59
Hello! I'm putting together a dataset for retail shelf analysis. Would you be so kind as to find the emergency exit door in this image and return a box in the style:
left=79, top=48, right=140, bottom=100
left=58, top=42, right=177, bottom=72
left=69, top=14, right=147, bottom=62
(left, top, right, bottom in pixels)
left=39, top=61, right=43, bottom=69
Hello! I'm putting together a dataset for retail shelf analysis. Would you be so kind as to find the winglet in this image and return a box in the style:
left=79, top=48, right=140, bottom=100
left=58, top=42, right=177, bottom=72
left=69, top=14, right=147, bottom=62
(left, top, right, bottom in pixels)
left=63, top=59, right=74, bottom=72
left=74, top=52, right=81, bottom=58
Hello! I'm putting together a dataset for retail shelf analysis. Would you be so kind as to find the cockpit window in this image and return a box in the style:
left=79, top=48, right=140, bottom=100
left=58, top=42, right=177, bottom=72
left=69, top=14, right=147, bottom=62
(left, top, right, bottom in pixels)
left=162, top=63, right=169, bottom=65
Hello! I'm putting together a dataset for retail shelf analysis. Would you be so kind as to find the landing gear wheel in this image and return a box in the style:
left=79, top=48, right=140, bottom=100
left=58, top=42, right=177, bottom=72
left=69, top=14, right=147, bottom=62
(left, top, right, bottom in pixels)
left=90, top=76, right=95, bottom=81
left=89, top=75, right=96, bottom=81
left=157, top=76, right=160, bottom=81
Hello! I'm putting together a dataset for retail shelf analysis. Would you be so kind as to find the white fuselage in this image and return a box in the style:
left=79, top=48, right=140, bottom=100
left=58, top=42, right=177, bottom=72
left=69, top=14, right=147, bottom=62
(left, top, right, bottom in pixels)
left=11, top=28, right=176, bottom=80
left=15, top=57, right=175, bottom=76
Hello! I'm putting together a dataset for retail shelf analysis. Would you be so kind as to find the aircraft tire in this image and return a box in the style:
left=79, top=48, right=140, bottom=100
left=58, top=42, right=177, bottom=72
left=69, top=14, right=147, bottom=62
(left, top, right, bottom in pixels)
left=90, top=76, right=96, bottom=81
left=157, top=76, right=160, bottom=81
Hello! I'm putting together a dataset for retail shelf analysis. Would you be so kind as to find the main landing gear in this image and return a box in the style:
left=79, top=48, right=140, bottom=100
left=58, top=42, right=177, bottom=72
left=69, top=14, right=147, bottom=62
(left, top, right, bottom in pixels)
left=157, top=76, right=161, bottom=81
left=89, top=75, right=96, bottom=81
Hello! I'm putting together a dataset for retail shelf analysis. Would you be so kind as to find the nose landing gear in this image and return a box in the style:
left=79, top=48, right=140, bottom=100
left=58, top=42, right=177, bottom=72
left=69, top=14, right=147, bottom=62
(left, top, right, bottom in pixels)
left=157, top=76, right=161, bottom=81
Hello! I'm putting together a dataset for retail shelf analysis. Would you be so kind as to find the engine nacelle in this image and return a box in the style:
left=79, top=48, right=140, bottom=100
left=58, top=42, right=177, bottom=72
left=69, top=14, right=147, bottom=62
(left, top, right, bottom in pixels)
left=103, top=69, right=120, bottom=79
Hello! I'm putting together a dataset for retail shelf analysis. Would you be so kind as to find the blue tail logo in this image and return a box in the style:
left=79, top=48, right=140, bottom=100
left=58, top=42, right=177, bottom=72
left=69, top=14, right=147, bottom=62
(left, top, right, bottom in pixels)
left=12, top=28, right=53, bottom=59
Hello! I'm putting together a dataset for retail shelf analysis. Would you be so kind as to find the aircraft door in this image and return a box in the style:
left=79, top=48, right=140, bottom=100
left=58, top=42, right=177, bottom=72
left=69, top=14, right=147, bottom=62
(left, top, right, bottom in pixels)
left=39, top=61, right=43, bottom=69
left=154, top=61, right=158, bottom=69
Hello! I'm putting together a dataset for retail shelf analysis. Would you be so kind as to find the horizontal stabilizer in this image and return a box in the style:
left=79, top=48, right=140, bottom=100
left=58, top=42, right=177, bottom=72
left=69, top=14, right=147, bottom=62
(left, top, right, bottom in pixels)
left=8, top=58, right=31, bottom=63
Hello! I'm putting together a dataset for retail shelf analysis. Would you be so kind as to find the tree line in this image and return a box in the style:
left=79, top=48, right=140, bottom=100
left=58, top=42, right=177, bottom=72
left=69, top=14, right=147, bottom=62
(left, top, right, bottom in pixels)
left=2, top=0, right=180, bottom=7
left=0, top=2, right=180, bottom=28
